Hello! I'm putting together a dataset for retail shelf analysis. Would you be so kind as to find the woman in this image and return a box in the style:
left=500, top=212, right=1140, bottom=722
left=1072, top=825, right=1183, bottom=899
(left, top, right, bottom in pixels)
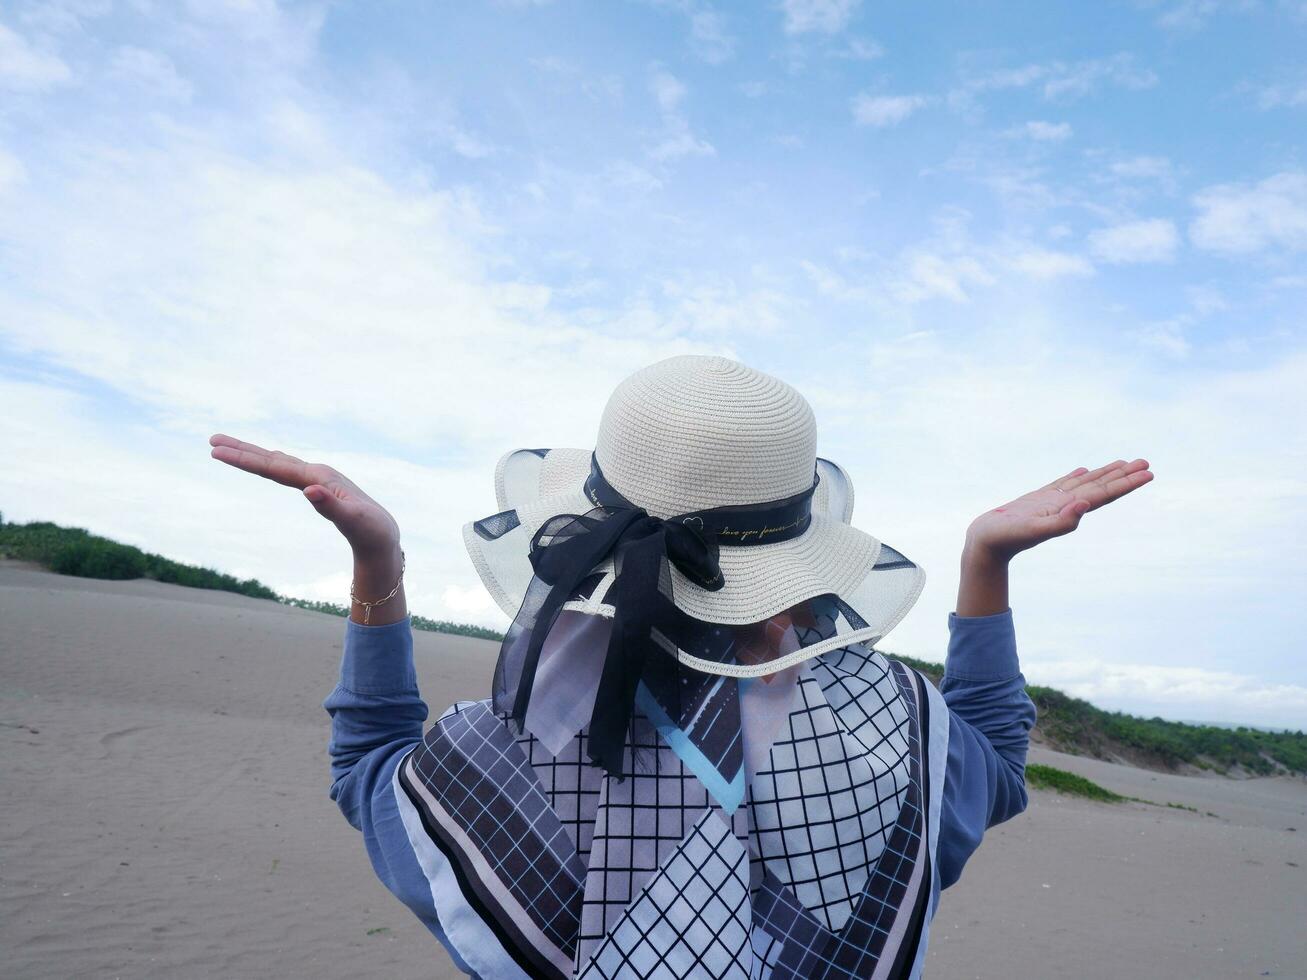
left=210, top=355, right=1152, bottom=979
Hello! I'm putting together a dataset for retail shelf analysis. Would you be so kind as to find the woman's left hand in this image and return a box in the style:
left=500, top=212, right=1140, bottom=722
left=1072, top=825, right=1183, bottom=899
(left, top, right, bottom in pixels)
left=966, top=458, right=1154, bottom=563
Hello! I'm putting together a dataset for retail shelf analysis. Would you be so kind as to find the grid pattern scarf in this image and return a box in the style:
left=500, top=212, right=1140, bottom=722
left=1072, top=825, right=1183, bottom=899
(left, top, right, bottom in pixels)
left=392, top=595, right=949, bottom=980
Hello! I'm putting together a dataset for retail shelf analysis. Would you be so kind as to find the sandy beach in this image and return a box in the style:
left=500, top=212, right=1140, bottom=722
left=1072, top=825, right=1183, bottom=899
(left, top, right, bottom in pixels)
left=1, top=561, right=1303, bottom=979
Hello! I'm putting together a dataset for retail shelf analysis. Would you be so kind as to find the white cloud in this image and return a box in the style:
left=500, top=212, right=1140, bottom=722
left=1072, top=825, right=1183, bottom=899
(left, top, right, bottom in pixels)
left=650, top=69, right=686, bottom=112
left=1042, top=53, right=1157, bottom=99
left=1154, top=0, right=1221, bottom=31
left=603, top=160, right=664, bottom=193
left=529, top=55, right=573, bottom=73
left=1013, top=120, right=1073, bottom=141
left=687, top=8, right=735, bottom=64
left=1033, top=659, right=1307, bottom=731
left=0, top=133, right=725, bottom=629
left=1189, top=171, right=1307, bottom=253
left=779, top=0, right=860, bottom=34
left=962, top=53, right=1157, bottom=102
left=15, top=0, right=113, bottom=35
left=109, top=46, right=192, bottom=102
left=1134, top=318, right=1192, bottom=358
left=799, top=259, right=849, bottom=298
left=1151, top=0, right=1265, bottom=33
left=440, top=125, right=498, bottom=159
left=851, top=93, right=929, bottom=128
left=1186, top=284, right=1227, bottom=316
left=0, top=56, right=724, bottom=478
left=1088, top=218, right=1180, bottom=263
left=1, top=151, right=553, bottom=442
left=1256, top=81, right=1307, bottom=109
left=840, top=37, right=883, bottom=60
left=528, top=55, right=623, bottom=104
left=803, top=239, right=995, bottom=306
left=968, top=63, right=1045, bottom=91
left=281, top=570, right=353, bottom=604
left=652, top=276, right=794, bottom=334
left=806, top=225, right=1098, bottom=304
left=0, top=5, right=767, bottom=632
left=441, top=583, right=500, bottom=618
left=647, top=69, right=715, bottom=160
left=0, top=147, right=26, bottom=192
left=1110, top=155, right=1173, bottom=180
left=898, top=252, right=994, bottom=303
left=0, top=376, right=515, bottom=629
left=0, top=21, right=73, bottom=91
left=643, top=1, right=736, bottom=64
left=797, top=340, right=1307, bottom=730
left=1006, top=248, right=1095, bottom=280
left=649, top=124, right=715, bottom=161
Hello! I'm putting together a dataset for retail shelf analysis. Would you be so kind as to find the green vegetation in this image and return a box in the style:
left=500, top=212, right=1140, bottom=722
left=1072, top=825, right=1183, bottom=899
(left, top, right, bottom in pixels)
left=1025, top=764, right=1213, bottom=816
left=1025, top=683, right=1307, bottom=777
left=1024, top=764, right=1126, bottom=802
left=0, top=514, right=504, bottom=642
left=885, top=651, right=1306, bottom=778
left=0, top=517, right=279, bottom=597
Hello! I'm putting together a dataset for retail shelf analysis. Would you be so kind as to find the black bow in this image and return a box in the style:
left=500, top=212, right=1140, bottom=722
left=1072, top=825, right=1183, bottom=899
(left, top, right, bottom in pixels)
left=502, top=453, right=818, bottom=779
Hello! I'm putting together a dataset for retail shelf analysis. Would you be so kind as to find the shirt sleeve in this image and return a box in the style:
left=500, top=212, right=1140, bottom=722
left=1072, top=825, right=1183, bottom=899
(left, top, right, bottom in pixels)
left=321, top=615, right=480, bottom=978
left=934, top=606, right=1038, bottom=890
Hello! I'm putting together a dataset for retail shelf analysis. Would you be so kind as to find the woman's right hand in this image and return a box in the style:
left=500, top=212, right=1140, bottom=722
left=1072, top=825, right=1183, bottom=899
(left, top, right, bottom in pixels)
left=208, top=433, right=401, bottom=563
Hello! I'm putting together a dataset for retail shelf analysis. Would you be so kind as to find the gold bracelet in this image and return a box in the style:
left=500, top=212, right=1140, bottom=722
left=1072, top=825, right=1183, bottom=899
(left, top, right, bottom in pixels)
left=350, top=549, right=405, bottom=625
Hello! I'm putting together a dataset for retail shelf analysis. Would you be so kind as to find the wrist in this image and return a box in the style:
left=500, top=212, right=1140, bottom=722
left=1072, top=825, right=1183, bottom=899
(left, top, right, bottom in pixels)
left=350, top=544, right=406, bottom=626
left=353, top=539, right=402, bottom=577
left=957, top=534, right=1010, bottom=618
left=352, top=543, right=404, bottom=602
left=961, top=533, right=1011, bottom=571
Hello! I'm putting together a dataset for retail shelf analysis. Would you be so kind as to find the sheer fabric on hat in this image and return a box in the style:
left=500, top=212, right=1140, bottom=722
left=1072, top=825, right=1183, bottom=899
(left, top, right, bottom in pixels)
left=470, top=499, right=925, bottom=682
left=497, top=561, right=916, bottom=818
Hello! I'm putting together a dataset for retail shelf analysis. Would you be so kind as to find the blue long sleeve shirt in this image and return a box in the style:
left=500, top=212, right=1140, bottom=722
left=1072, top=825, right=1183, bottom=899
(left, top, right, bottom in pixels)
left=323, top=607, right=1036, bottom=973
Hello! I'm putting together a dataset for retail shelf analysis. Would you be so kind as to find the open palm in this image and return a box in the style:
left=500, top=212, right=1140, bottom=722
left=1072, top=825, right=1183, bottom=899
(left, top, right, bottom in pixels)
left=968, top=458, right=1154, bottom=561
left=208, top=434, right=399, bottom=560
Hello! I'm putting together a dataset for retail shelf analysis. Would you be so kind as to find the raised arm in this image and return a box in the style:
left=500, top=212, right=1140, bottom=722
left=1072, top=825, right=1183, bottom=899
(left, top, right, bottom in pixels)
left=323, top=616, right=425, bottom=825
left=207, top=432, right=409, bottom=626
left=207, top=433, right=479, bottom=974
left=935, top=458, right=1154, bottom=889
left=936, top=600, right=1036, bottom=888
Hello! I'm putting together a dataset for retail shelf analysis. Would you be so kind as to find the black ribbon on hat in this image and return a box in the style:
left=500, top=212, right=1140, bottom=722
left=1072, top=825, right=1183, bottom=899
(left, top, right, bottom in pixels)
left=502, top=452, right=819, bottom=779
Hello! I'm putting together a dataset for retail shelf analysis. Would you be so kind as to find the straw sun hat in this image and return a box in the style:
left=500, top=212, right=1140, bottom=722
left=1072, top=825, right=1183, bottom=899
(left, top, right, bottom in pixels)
left=463, top=354, right=926, bottom=681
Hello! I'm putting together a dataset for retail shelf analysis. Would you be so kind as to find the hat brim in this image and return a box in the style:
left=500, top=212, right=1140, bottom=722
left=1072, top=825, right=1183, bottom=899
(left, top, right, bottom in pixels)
left=465, top=448, right=926, bottom=676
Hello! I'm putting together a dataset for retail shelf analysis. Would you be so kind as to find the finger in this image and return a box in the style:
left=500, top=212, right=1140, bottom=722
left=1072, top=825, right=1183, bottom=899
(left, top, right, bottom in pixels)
left=210, top=444, right=312, bottom=489
left=1095, top=464, right=1154, bottom=505
left=303, top=484, right=355, bottom=525
left=1059, top=459, right=1126, bottom=492
left=1041, top=466, right=1089, bottom=492
left=1062, top=461, right=1151, bottom=515
left=209, top=435, right=312, bottom=469
left=1035, top=496, right=1093, bottom=537
left=1060, top=459, right=1146, bottom=507
left=209, top=433, right=273, bottom=454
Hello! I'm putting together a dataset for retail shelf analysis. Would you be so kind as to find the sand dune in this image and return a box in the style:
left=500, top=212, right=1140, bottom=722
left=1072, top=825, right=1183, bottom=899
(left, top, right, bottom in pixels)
left=1, top=561, right=1303, bottom=978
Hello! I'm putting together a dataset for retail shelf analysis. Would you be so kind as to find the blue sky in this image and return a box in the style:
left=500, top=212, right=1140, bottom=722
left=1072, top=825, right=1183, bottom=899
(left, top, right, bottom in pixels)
left=1, top=0, right=1304, bottom=727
